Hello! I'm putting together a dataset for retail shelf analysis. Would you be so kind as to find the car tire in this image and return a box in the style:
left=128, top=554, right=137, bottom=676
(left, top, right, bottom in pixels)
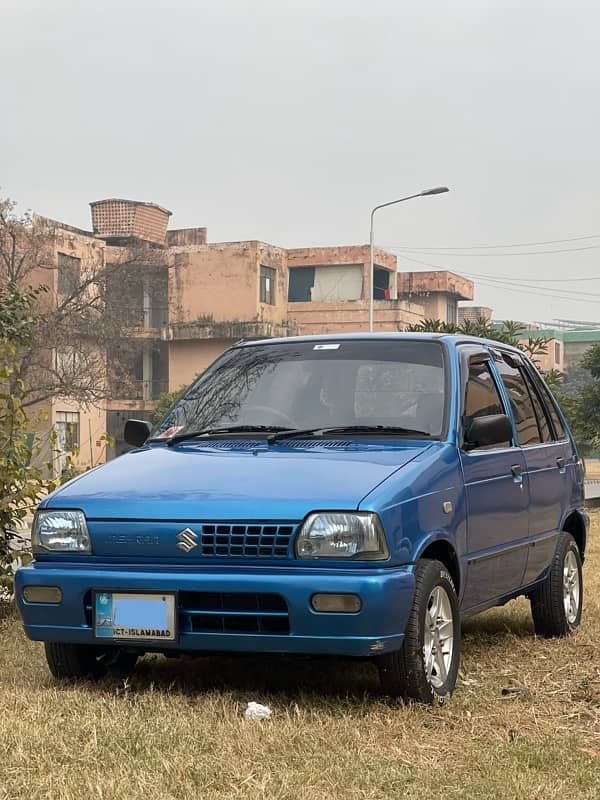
left=529, top=531, right=583, bottom=637
left=378, top=559, right=460, bottom=704
left=44, top=642, right=138, bottom=680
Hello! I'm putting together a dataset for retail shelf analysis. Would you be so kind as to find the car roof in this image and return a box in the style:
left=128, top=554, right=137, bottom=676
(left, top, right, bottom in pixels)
left=237, top=331, right=525, bottom=355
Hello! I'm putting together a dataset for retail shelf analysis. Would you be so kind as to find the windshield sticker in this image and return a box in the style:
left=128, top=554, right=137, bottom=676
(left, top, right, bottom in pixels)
left=313, top=344, right=340, bottom=350
left=157, top=425, right=184, bottom=439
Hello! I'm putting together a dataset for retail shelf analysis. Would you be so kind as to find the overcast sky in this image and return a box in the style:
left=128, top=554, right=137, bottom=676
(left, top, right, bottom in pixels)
left=2, top=0, right=600, bottom=323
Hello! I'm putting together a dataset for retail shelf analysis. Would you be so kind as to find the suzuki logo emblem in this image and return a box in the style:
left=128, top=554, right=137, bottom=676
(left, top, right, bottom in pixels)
left=176, top=527, right=198, bottom=552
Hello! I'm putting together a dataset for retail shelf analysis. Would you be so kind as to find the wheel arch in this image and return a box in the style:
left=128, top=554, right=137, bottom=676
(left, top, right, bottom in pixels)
left=417, top=536, right=461, bottom=595
left=562, top=510, right=587, bottom=562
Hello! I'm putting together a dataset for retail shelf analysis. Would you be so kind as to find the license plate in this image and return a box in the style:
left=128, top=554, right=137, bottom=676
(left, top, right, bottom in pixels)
left=93, top=591, right=176, bottom=642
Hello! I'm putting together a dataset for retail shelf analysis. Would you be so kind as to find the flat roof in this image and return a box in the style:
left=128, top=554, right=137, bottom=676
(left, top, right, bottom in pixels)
left=521, top=329, right=600, bottom=343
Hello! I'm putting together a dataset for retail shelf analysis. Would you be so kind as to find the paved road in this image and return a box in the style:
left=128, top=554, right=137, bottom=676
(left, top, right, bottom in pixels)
left=586, top=480, right=600, bottom=503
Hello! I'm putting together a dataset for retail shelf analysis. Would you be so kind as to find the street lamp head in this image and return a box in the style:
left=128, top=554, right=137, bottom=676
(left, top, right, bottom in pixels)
left=420, top=186, right=450, bottom=196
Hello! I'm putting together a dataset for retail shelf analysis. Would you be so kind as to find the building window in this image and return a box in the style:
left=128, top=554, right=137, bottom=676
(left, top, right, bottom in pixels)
left=288, top=267, right=315, bottom=302
left=554, top=342, right=561, bottom=364
left=57, top=253, right=81, bottom=296
left=373, top=268, right=391, bottom=300
left=55, top=411, right=80, bottom=452
left=288, top=264, right=363, bottom=302
left=260, top=266, right=276, bottom=305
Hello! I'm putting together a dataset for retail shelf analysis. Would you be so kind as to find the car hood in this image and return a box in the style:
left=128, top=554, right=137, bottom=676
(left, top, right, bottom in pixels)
left=45, top=440, right=431, bottom=520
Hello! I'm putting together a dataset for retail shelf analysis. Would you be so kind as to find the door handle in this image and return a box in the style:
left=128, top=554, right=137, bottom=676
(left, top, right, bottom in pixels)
left=556, top=457, right=566, bottom=472
left=511, top=464, right=523, bottom=484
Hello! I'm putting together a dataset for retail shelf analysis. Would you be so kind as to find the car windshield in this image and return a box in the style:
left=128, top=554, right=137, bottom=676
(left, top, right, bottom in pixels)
left=151, top=339, right=446, bottom=440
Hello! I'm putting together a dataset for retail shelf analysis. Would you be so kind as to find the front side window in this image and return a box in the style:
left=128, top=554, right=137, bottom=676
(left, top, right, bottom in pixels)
left=55, top=411, right=80, bottom=452
left=260, top=266, right=276, bottom=305
left=463, top=360, right=509, bottom=449
left=153, top=340, right=446, bottom=438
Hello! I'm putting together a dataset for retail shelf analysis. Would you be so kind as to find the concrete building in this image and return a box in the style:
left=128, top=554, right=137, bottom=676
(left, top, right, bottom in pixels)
left=518, top=328, right=600, bottom=373
left=457, top=305, right=493, bottom=325
left=33, top=198, right=474, bottom=465
left=396, top=270, right=474, bottom=325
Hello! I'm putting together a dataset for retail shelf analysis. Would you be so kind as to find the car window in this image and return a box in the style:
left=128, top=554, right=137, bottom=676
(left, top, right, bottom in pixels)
left=463, top=359, right=510, bottom=449
left=153, top=339, right=447, bottom=438
left=354, top=362, right=444, bottom=434
left=495, top=357, right=544, bottom=445
left=532, top=374, right=567, bottom=440
left=520, top=367, right=552, bottom=442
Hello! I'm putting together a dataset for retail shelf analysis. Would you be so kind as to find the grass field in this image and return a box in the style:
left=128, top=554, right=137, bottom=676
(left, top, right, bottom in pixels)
left=1, top=516, right=599, bottom=800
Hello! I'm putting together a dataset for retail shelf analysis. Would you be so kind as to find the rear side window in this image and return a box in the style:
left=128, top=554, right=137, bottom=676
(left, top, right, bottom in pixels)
left=463, top=360, right=510, bottom=449
left=520, top=368, right=552, bottom=442
left=532, top=374, right=567, bottom=440
left=495, top=356, right=551, bottom=445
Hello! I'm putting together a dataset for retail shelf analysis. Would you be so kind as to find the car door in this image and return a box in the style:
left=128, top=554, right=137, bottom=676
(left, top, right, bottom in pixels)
left=520, top=360, right=574, bottom=583
left=459, top=347, right=529, bottom=611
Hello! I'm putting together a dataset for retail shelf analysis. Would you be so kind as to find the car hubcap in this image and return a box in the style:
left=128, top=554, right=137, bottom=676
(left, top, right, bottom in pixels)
left=563, top=549, right=580, bottom=625
left=424, top=585, right=454, bottom=689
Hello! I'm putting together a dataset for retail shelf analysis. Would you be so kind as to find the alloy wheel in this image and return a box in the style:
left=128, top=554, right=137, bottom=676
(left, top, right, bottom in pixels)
left=423, top=585, right=455, bottom=688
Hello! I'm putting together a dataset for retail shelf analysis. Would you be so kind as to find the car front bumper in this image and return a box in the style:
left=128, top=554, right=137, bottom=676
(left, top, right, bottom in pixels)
left=15, top=562, right=416, bottom=657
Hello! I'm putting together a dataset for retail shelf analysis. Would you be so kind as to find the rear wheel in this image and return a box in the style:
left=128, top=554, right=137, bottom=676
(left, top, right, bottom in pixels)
left=44, top=642, right=139, bottom=680
left=378, top=559, right=460, bottom=704
left=530, top=532, right=583, bottom=637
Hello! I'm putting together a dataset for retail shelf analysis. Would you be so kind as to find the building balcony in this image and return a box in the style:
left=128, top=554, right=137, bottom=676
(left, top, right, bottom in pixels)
left=287, top=298, right=425, bottom=335
left=161, top=319, right=298, bottom=342
left=397, top=271, right=474, bottom=301
left=107, top=378, right=168, bottom=405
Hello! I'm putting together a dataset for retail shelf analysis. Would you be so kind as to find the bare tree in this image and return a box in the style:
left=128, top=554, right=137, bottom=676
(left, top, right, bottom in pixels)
left=0, top=196, right=169, bottom=408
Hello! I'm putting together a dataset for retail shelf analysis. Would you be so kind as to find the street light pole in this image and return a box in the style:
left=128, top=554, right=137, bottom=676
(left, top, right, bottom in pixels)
left=368, top=186, right=449, bottom=332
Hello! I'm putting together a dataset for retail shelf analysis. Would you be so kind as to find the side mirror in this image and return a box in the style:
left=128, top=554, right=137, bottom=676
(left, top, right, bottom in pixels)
left=464, top=413, right=512, bottom=449
left=124, top=419, right=152, bottom=448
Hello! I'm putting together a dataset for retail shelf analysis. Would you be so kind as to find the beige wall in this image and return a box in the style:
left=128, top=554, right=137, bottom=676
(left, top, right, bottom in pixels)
left=168, top=338, right=234, bottom=390
left=169, top=241, right=289, bottom=326
left=49, top=399, right=107, bottom=474
left=288, top=299, right=425, bottom=335
left=418, top=294, right=456, bottom=323
left=528, top=341, right=563, bottom=373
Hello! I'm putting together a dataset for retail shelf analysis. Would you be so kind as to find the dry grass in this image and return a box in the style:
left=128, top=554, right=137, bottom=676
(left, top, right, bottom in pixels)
left=1, top=517, right=599, bottom=800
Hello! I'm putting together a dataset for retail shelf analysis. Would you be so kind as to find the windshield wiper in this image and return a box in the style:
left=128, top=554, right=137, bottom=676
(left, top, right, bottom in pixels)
left=268, top=425, right=431, bottom=442
left=166, top=425, right=292, bottom=446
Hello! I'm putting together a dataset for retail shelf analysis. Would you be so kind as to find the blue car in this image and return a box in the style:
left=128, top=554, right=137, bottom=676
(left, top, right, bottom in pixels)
left=16, top=334, right=587, bottom=704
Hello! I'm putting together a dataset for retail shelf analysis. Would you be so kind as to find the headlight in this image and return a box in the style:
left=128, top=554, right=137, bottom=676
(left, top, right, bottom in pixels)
left=32, top=510, right=91, bottom=554
left=295, top=512, right=388, bottom=560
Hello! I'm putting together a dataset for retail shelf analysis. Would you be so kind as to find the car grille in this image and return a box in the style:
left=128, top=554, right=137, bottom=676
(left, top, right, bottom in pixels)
left=179, top=591, right=290, bottom=635
left=197, top=523, right=295, bottom=558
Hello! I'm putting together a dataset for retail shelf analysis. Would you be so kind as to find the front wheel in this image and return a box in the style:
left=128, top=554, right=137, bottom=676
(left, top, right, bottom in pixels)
left=378, top=559, right=460, bottom=704
left=529, top=532, right=583, bottom=637
left=44, top=642, right=139, bottom=680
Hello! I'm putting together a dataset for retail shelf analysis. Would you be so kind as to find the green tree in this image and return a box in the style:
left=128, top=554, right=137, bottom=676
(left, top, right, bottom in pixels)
left=0, top=283, right=56, bottom=576
left=403, top=316, right=556, bottom=379
left=556, top=344, right=600, bottom=446
left=151, top=385, right=188, bottom=425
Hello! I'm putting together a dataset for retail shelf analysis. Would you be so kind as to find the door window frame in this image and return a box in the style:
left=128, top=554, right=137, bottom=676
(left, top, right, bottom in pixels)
left=493, top=351, right=550, bottom=447
left=458, top=345, right=517, bottom=452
